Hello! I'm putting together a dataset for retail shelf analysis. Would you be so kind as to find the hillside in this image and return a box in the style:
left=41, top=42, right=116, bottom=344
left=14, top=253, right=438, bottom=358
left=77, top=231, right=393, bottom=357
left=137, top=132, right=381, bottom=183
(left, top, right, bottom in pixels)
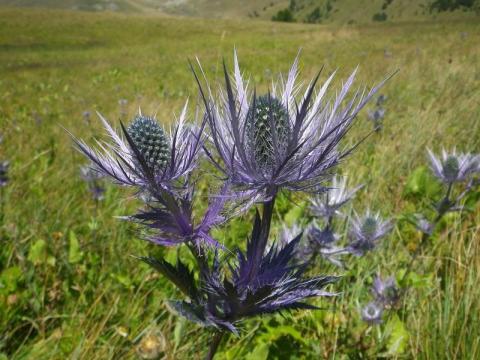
left=0, top=0, right=479, bottom=23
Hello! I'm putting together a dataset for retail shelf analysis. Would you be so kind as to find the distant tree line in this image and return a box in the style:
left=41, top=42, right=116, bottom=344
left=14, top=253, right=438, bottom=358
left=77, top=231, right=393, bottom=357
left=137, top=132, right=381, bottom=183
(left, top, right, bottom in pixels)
left=271, top=0, right=479, bottom=24
left=430, top=0, right=477, bottom=11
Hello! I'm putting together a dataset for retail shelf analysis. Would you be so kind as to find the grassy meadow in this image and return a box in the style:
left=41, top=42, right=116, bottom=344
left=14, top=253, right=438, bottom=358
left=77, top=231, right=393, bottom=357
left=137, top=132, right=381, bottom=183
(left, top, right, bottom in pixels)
left=1, top=6, right=480, bottom=359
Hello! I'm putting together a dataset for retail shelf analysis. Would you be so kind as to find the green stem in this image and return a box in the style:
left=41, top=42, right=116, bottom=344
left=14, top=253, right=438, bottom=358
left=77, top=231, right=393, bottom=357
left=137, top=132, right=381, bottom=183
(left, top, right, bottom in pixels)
left=400, top=182, right=453, bottom=285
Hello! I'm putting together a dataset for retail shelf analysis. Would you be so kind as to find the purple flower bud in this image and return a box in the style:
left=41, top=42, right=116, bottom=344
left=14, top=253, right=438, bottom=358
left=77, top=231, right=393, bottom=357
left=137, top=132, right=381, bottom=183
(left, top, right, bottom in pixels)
left=347, top=210, right=393, bottom=256
left=361, top=302, right=383, bottom=324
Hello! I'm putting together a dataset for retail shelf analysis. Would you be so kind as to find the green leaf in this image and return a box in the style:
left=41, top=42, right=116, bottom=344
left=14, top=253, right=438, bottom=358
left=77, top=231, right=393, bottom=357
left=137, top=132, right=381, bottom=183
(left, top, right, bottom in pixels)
left=68, top=231, right=83, bottom=264
left=173, top=318, right=186, bottom=350
left=28, top=239, right=47, bottom=265
left=385, top=314, right=409, bottom=355
left=284, top=205, right=304, bottom=227
left=0, top=266, right=22, bottom=295
left=245, top=343, right=269, bottom=360
left=403, top=166, right=441, bottom=199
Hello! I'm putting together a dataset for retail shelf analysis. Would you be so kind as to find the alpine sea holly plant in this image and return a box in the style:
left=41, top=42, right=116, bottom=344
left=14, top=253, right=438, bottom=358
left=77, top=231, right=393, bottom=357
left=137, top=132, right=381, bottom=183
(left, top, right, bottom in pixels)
left=70, top=51, right=389, bottom=359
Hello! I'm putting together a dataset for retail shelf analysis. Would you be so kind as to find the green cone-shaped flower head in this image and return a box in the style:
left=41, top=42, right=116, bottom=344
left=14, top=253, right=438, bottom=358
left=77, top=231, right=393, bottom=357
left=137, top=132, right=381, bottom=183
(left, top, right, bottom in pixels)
left=361, top=217, right=378, bottom=239
left=127, top=115, right=170, bottom=172
left=246, top=95, right=290, bottom=169
left=442, top=155, right=460, bottom=182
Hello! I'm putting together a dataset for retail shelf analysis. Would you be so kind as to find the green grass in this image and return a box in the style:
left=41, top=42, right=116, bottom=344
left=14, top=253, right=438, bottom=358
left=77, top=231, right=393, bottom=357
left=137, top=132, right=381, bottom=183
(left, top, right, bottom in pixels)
left=0, top=6, right=480, bottom=359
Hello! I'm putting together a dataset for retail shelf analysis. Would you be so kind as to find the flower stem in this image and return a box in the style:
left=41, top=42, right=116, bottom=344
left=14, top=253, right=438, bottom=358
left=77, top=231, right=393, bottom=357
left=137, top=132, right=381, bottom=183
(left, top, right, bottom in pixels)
left=400, top=182, right=454, bottom=285
left=205, top=332, right=226, bottom=360
left=260, top=195, right=276, bottom=250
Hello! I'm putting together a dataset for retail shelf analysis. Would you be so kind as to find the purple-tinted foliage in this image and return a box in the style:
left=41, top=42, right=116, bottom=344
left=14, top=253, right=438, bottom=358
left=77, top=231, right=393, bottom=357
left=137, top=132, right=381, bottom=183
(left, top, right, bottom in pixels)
left=142, top=211, right=338, bottom=334
left=132, top=182, right=229, bottom=247
left=193, top=51, right=389, bottom=204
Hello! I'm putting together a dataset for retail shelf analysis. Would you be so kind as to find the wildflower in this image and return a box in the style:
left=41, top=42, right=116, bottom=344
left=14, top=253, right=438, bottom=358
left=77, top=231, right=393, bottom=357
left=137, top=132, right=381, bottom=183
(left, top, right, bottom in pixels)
left=376, top=94, right=387, bottom=106
left=427, top=148, right=479, bottom=184
left=80, top=165, right=105, bottom=201
left=146, top=211, right=338, bottom=334
left=367, top=108, right=385, bottom=122
left=371, top=274, right=399, bottom=307
left=82, top=110, right=91, bottom=124
left=361, top=301, right=383, bottom=324
left=0, top=161, right=9, bottom=187
left=71, top=103, right=204, bottom=193
left=307, top=225, right=346, bottom=267
left=347, top=210, right=393, bottom=256
left=195, top=51, right=388, bottom=203
left=310, top=175, right=363, bottom=219
left=413, top=214, right=433, bottom=235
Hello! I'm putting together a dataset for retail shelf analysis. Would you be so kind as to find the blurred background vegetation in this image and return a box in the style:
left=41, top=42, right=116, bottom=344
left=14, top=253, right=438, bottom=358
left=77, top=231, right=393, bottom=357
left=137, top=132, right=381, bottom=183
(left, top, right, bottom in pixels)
left=0, top=1, right=479, bottom=359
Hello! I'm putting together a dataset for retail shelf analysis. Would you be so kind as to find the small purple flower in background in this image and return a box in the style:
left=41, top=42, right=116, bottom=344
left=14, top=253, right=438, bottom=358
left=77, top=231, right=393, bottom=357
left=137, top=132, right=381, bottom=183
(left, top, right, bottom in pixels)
left=367, top=94, right=387, bottom=131
left=376, top=94, right=387, bottom=106
left=427, top=148, right=479, bottom=184
left=307, top=225, right=346, bottom=267
left=82, top=110, right=91, bottom=125
left=368, top=108, right=385, bottom=122
left=371, top=274, right=399, bottom=307
left=347, top=210, right=393, bottom=256
left=1, top=134, right=9, bottom=186
left=0, top=161, right=9, bottom=187
left=195, top=51, right=387, bottom=204
left=361, top=301, right=383, bottom=324
left=80, top=165, right=106, bottom=201
left=310, top=175, right=363, bottom=219
left=413, top=214, right=433, bottom=235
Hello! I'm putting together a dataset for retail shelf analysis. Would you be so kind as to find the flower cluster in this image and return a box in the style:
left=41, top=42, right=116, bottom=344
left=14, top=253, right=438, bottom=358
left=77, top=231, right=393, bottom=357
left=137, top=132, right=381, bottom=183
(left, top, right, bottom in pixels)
left=70, top=51, right=387, bottom=358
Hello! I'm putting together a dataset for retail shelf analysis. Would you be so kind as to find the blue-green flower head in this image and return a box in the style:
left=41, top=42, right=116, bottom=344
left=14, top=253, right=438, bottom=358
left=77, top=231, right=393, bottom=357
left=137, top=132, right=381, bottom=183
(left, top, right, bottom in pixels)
left=127, top=115, right=170, bottom=173
left=246, top=94, right=291, bottom=169
left=428, top=148, right=479, bottom=184
left=197, top=50, right=389, bottom=204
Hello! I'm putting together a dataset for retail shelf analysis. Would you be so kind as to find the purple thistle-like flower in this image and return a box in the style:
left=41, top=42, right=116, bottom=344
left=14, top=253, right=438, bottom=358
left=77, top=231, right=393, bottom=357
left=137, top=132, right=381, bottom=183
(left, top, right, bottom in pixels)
left=367, top=108, right=385, bottom=122
left=71, top=102, right=204, bottom=193
left=372, top=274, right=399, bottom=307
left=413, top=214, right=434, bottom=235
left=361, top=301, right=383, bottom=324
left=194, top=51, right=388, bottom=203
left=144, top=211, right=338, bottom=334
left=0, top=161, right=9, bottom=187
left=310, top=175, right=363, bottom=219
left=427, top=148, right=479, bottom=184
left=347, top=210, right=393, bottom=256
left=376, top=94, right=387, bottom=106
left=307, top=225, right=347, bottom=267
